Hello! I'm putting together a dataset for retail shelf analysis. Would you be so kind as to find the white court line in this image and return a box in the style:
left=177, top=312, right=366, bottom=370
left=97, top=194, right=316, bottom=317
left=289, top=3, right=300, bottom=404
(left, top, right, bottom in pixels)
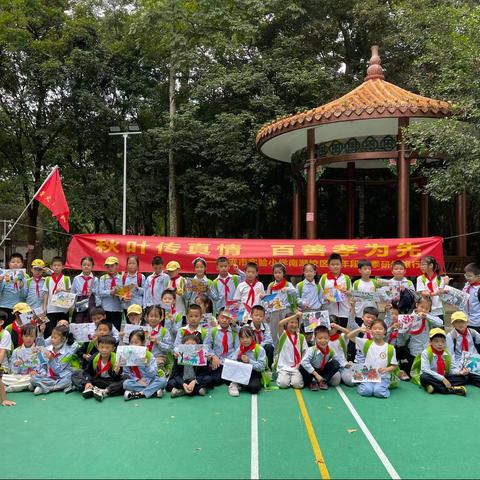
left=335, top=386, right=401, bottom=479
left=251, top=394, right=259, bottom=480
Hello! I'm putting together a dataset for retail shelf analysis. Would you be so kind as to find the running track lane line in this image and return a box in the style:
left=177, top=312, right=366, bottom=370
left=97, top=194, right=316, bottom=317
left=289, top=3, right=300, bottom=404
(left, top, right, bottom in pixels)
left=335, top=386, right=401, bottom=480
left=251, top=394, right=259, bottom=480
left=294, top=389, right=331, bottom=479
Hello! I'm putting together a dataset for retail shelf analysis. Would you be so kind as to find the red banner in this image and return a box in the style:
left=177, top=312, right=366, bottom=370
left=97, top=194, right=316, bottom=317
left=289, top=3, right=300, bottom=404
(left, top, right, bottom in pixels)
left=65, top=234, right=444, bottom=277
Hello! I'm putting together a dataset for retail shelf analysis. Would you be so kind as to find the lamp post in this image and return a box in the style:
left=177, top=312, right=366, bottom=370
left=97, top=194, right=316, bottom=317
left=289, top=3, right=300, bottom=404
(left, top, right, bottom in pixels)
left=109, top=125, right=142, bottom=235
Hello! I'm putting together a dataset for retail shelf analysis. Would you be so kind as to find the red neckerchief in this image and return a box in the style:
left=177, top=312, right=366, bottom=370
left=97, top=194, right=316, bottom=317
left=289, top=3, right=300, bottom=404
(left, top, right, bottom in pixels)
left=245, top=280, right=258, bottom=309
left=12, top=321, right=22, bottom=346
left=316, top=344, right=330, bottom=370
left=151, top=273, right=161, bottom=296
left=238, top=341, right=256, bottom=360
left=51, top=273, right=64, bottom=295
left=171, top=303, right=176, bottom=315
left=466, top=282, right=480, bottom=312
left=221, top=328, right=229, bottom=355
left=33, top=276, right=42, bottom=297
left=329, top=333, right=340, bottom=341
left=147, top=325, right=162, bottom=351
left=253, top=328, right=263, bottom=344
left=431, top=346, right=445, bottom=375
left=48, top=350, right=62, bottom=378
left=286, top=330, right=301, bottom=367
left=171, top=275, right=180, bottom=290
left=410, top=317, right=426, bottom=335
left=457, top=329, right=469, bottom=352
left=271, top=279, right=287, bottom=292
left=94, top=357, right=112, bottom=378
left=326, top=272, right=339, bottom=287
left=388, top=331, right=398, bottom=343
left=131, top=366, right=142, bottom=380
left=219, top=276, right=230, bottom=301
left=81, top=275, right=91, bottom=296
left=108, top=273, right=117, bottom=289
left=425, top=273, right=437, bottom=293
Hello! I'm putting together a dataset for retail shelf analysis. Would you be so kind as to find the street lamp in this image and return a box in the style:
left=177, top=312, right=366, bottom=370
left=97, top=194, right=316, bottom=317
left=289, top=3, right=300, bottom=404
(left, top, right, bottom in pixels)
left=109, top=125, right=142, bottom=235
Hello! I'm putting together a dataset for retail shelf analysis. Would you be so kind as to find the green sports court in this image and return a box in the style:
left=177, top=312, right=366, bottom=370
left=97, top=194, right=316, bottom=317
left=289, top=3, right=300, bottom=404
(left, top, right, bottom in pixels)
left=2, top=381, right=479, bottom=479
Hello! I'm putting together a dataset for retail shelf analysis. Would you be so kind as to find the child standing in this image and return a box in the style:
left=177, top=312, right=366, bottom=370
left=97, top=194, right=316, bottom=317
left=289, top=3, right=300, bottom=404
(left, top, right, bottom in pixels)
left=71, top=256, right=98, bottom=324
left=462, top=263, right=480, bottom=333
left=143, top=256, right=168, bottom=308
left=249, top=305, right=274, bottom=369
left=121, top=255, right=146, bottom=317
left=42, top=256, right=71, bottom=337
left=348, top=319, right=398, bottom=398
left=123, top=330, right=167, bottom=400
left=0, top=252, right=26, bottom=326
left=24, top=259, right=46, bottom=312
left=419, top=328, right=467, bottom=395
left=234, top=262, right=265, bottom=315
left=210, top=257, right=245, bottom=313
left=98, top=256, right=123, bottom=331
left=296, top=263, right=321, bottom=311
left=186, top=257, right=214, bottom=306
left=228, top=325, right=267, bottom=397
left=276, top=312, right=308, bottom=389
left=165, top=261, right=187, bottom=315
left=320, top=254, right=352, bottom=327
left=416, top=256, right=445, bottom=320
left=352, top=259, right=377, bottom=325
left=160, top=289, right=184, bottom=338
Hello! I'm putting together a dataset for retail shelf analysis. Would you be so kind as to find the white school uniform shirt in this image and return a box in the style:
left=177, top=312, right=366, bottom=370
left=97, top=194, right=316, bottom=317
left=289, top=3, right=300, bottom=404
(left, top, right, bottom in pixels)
left=296, top=279, right=321, bottom=310
left=0, top=328, right=12, bottom=368
left=143, top=272, right=169, bottom=307
left=277, top=331, right=309, bottom=372
left=353, top=278, right=377, bottom=318
left=416, top=274, right=444, bottom=316
left=355, top=337, right=397, bottom=379
left=166, top=276, right=187, bottom=314
left=320, top=273, right=351, bottom=318
left=234, top=280, right=265, bottom=312
left=42, top=274, right=71, bottom=314
left=462, top=283, right=480, bottom=327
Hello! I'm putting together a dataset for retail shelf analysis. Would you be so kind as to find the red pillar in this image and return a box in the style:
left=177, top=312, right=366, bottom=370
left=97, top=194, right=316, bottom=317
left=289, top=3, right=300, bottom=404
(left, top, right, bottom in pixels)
left=292, top=174, right=301, bottom=239
left=306, top=128, right=317, bottom=239
left=397, top=118, right=410, bottom=237
left=455, top=193, right=467, bottom=256
left=419, top=179, right=429, bottom=237
left=346, top=162, right=355, bottom=239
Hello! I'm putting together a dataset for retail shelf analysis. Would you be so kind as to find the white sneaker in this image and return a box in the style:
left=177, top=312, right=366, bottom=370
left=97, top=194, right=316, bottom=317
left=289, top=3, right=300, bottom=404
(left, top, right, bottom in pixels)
left=156, top=389, right=164, bottom=398
left=93, top=387, right=106, bottom=402
left=33, top=386, right=44, bottom=395
left=198, top=387, right=206, bottom=396
left=124, top=390, right=142, bottom=401
left=82, top=386, right=94, bottom=399
left=229, top=382, right=240, bottom=397
left=171, top=388, right=185, bottom=398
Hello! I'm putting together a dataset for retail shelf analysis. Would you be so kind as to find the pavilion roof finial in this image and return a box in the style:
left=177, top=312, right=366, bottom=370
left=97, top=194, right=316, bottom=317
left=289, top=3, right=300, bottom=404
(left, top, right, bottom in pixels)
left=364, top=45, right=385, bottom=81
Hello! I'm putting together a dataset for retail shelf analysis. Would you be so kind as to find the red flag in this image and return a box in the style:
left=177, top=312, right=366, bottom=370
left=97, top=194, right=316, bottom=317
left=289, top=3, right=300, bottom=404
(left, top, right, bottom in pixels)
left=34, top=167, right=70, bottom=232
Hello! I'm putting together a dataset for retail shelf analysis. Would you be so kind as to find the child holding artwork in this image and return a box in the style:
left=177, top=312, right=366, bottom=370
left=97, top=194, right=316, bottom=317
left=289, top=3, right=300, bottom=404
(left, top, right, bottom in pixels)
left=384, top=303, right=409, bottom=381
left=77, top=320, right=113, bottom=369
left=276, top=312, right=308, bottom=389
left=208, top=309, right=239, bottom=386
left=234, top=262, right=265, bottom=315
left=195, top=293, right=216, bottom=329
left=161, top=289, right=184, bottom=337
left=3, top=324, right=46, bottom=392
left=7, top=302, right=33, bottom=349
left=350, top=306, right=378, bottom=364
left=71, top=334, right=124, bottom=401
left=144, top=305, right=172, bottom=369
left=352, top=259, right=378, bottom=325
left=71, top=256, right=98, bottom=324
left=390, top=260, right=415, bottom=291
left=210, top=257, right=245, bottom=313
left=462, top=263, right=480, bottom=333
left=174, top=304, right=211, bottom=349
left=90, top=306, right=120, bottom=341
left=249, top=305, right=274, bottom=369
left=446, top=311, right=480, bottom=387
left=296, top=263, right=321, bottom=311
left=143, top=256, right=168, bottom=308
left=419, top=328, right=467, bottom=395
left=165, top=261, right=187, bottom=315
left=121, top=255, right=145, bottom=317
left=348, top=319, right=398, bottom=398
left=416, top=256, right=445, bottom=320
left=0, top=252, right=26, bottom=326
left=30, top=325, right=78, bottom=395
left=300, top=325, right=341, bottom=390
left=24, top=259, right=46, bottom=312
left=228, top=325, right=267, bottom=397
left=266, top=263, right=297, bottom=347
left=123, top=330, right=167, bottom=400
left=186, top=257, right=213, bottom=306
left=98, top=257, right=123, bottom=331
left=320, top=254, right=352, bottom=328
left=168, top=334, right=211, bottom=397
left=328, top=318, right=354, bottom=386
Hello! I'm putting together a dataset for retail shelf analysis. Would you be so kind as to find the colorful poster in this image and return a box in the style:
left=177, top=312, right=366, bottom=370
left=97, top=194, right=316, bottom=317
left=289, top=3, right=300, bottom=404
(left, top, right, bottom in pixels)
left=18, top=312, right=33, bottom=326
left=200, top=313, right=216, bottom=329
left=322, top=287, right=345, bottom=304
left=116, top=345, right=147, bottom=367
left=351, top=363, right=381, bottom=383
left=50, top=291, right=76, bottom=309
left=221, top=358, right=253, bottom=385
left=186, top=278, right=209, bottom=294
left=225, top=300, right=245, bottom=323
left=351, top=290, right=379, bottom=302
left=377, top=286, right=401, bottom=303
left=0, top=268, right=26, bottom=289
left=441, top=286, right=468, bottom=310
left=262, top=292, right=288, bottom=312
left=461, top=351, right=480, bottom=374
left=123, top=324, right=152, bottom=344
left=301, top=310, right=330, bottom=333
left=397, top=314, right=416, bottom=334
left=115, top=284, right=135, bottom=301
left=69, top=323, right=96, bottom=342
left=177, top=344, right=208, bottom=366
left=65, top=234, right=444, bottom=276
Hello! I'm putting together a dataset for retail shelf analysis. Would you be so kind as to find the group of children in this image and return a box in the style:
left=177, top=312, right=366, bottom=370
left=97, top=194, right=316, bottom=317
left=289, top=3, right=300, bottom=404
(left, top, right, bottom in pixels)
left=1, top=251, right=480, bottom=407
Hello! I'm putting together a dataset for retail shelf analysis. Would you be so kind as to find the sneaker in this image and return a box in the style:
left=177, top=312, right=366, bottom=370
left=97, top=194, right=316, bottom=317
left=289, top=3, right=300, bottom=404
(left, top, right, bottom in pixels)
left=426, top=384, right=434, bottom=394
left=34, top=386, right=44, bottom=395
left=198, top=387, right=206, bottom=396
left=309, top=380, right=319, bottom=391
left=156, top=389, right=164, bottom=398
left=228, top=382, right=240, bottom=397
left=399, top=370, right=410, bottom=381
left=124, top=390, right=142, bottom=401
left=171, top=388, right=185, bottom=398
left=318, top=380, right=328, bottom=390
left=64, top=384, right=76, bottom=394
left=449, top=385, right=467, bottom=396
left=93, top=387, right=106, bottom=402
left=82, top=386, right=94, bottom=399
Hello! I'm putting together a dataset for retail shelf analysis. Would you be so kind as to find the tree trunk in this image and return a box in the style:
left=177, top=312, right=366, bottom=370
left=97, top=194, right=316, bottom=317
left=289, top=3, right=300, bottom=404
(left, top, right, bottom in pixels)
left=168, top=62, right=179, bottom=237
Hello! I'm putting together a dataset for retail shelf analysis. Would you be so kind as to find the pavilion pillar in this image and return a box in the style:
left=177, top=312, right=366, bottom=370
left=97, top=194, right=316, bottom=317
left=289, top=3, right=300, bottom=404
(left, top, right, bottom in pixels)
left=419, top=178, right=429, bottom=237
left=292, top=173, right=301, bottom=239
left=306, top=128, right=317, bottom=239
left=397, top=118, right=410, bottom=237
left=455, top=192, right=467, bottom=256
left=346, top=162, right=355, bottom=239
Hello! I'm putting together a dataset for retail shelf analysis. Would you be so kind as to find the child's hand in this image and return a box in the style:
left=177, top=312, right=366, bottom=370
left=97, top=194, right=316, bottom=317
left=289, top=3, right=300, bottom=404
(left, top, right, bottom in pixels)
left=211, top=356, right=221, bottom=370
left=442, top=377, right=452, bottom=388
left=295, top=310, right=302, bottom=318
left=330, top=322, right=339, bottom=330
left=150, top=334, right=159, bottom=344
left=345, top=361, right=352, bottom=368
left=419, top=312, right=427, bottom=320
left=232, top=263, right=240, bottom=273
left=144, top=356, right=149, bottom=366
left=391, top=322, right=399, bottom=330
left=14, top=360, right=23, bottom=366
left=182, top=382, right=190, bottom=393
left=118, top=331, right=124, bottom=338
left=2, top=400, right=16, bottom=407
left=82, top=354, right=91, bottom=361
left=259, top=293, right=266, bottom=300
left=313, top=372, right=324, bottom=382
left=385, top=302, right=392, bottom=310
left=459, top=367, right=469, bottom=376
left=442, top=275, right=452, bottom=285
left=378, top=367, right=387, bottom=374
left=38, top=323, right=46, bottom=334
left=110, top=288, right=116, bottom=296
left=241, top=354, right=249, bottom=363
left=114, top=364, right=121, bottom=374
left=173, top=351, right=180, bottom=359
left=46, top=351, right=54, bottom=360
left=85, top=382, right=93, bottom=390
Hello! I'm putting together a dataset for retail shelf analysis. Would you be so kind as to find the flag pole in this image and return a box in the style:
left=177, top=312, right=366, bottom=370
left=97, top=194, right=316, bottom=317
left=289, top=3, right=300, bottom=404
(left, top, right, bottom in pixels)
left=0, top=166, right=58, bottom=248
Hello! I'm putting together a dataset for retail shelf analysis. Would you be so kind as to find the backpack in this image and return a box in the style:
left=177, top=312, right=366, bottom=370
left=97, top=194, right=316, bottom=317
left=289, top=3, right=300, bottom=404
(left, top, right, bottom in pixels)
left=252, top=343, right=271, bottom=389
left=363, top=340, right=400, bottom=389
left=180, top=327, right=207, bottom=342
left=297, top=281, right=320, bottom=298
left=410, top=346, right=451, bottom=386
left=45, top=275, right=71, bottom=291
left=122, top=272, right=142, bottom=287
left=212, top=327, right=237, bottom=346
